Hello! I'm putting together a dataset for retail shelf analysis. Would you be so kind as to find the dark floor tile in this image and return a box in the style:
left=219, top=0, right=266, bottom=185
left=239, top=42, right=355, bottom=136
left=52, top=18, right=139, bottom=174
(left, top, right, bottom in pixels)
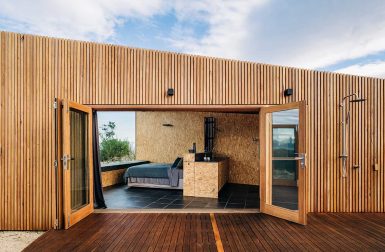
left=205, top=202, right=227, bottom=209
left=245, top=200, right=260, bottom=207
left=173, top=199, right=193, bottom=204
left=131, top=202, right=154, bottom=208
left=245, top=200, right=259, bottom=205
left=225, top=203, right=245, bottom=209
left=185, top=202, right=209, bottom=208
left=145, top=202, right=169, bottom=209
left=245, top=204, right=259, bottom=209
left=166, top=190, right=183, bottom=195
left=165, top=204, right=185, bottom=209
left=104, top=183, right=260, bottom=210
left=228, top=198, right=245, bottom=204
left=248, top=188, right=259, bottom=193
left=156, top=198, right=176, bottom=204
left=217, top=196, right=230, bottom=203
left=191, top=197, right=219, bottom=203
left=231, top=192, right=248, bottom=197
left=162, top=195, right=183, bottom=200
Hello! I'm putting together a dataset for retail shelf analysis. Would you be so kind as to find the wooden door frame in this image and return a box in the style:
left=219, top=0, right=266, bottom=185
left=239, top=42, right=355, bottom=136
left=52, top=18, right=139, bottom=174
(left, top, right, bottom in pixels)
left=62, top=100, right=94, bottom=229
left=259, top=101, right=307, bottom=225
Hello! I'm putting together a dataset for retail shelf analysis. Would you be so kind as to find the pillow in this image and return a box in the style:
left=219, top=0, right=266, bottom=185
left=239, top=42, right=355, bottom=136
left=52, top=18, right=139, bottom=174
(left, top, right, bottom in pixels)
left=171, top=157, right=182, bottom=169
left=177, top=158, right=183, bottom=169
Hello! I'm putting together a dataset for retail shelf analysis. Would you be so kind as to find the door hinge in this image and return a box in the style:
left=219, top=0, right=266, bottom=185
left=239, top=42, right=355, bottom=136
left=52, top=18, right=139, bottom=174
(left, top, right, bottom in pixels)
left=54, top=219, right=59, bottom=229
left=54, top=160, right=58, bottom=169
left=53, top=101, right=58, bottom=109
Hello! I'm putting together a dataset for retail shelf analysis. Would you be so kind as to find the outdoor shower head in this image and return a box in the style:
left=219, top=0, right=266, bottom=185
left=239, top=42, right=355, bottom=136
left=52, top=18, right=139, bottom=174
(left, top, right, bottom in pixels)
left=339, top=92, right=366, bottom=178
left=349, top=98, right=366, bottom=103
left=340, top=93, right=366, bottom=106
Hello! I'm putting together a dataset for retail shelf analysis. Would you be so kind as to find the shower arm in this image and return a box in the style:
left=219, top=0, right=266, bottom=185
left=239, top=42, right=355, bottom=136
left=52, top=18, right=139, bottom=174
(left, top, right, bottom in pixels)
left=339, top=93, right=364, bottom=178
left=339, top=93, right=359, bottom=107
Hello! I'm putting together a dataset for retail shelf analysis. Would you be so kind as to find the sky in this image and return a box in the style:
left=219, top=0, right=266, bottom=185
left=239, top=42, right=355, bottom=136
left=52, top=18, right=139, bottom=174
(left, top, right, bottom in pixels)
left=1, top=0, right=385, bottom=77
left=1, top=0, right=384, bottom=139
left=98, top=112, right=136, bottom=144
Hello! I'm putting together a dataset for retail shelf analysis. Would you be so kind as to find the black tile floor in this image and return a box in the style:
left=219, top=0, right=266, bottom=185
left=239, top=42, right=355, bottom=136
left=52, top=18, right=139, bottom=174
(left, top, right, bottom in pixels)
left=103, top=183, right=260, bottom=209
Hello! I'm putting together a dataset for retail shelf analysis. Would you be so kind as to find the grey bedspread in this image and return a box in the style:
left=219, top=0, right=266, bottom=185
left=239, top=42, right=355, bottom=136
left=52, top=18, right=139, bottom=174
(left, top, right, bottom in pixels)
left=125, top=163, right=171, bottom=178
left=124, top=163, right=183, bottom=187
left=168, top=168, right=183, bottom=187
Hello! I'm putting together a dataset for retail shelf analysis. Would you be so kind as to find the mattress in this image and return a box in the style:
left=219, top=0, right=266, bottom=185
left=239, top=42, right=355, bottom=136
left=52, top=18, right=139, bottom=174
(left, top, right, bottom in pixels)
left=124, top=163, right=171, bottom=179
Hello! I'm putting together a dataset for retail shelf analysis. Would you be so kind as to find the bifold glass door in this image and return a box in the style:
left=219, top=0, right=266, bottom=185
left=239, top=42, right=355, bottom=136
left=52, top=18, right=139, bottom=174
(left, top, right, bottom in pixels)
left=260, top=101, right=307, bottom=225
left=62, top=100, right=93, bottom=229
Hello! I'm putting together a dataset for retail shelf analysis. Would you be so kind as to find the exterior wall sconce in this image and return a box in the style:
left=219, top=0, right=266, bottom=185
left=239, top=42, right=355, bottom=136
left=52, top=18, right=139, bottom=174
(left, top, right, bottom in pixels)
left=284, top=88, right=293, bottom=97
left=167, top=88, right=174, bottom=96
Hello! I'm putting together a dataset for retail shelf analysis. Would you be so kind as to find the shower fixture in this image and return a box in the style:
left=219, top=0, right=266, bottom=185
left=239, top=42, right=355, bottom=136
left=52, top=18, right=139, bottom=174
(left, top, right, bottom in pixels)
left=339, top=93, right=366, bottom=178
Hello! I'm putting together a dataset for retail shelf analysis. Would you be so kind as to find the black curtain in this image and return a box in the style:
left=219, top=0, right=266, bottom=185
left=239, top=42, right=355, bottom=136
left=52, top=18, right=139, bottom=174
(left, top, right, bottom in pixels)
left=92, top=111, right=107, bottom=209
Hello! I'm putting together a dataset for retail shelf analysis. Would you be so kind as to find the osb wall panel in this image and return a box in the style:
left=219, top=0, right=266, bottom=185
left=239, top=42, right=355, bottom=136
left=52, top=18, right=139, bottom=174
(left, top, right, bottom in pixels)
left=136, top=112, right=259, bottom=185
left=136, top=112, right=205, bottom=163
left=101, top=170, right=125, bottom=188
left=0, top=31, right=384, bottom=229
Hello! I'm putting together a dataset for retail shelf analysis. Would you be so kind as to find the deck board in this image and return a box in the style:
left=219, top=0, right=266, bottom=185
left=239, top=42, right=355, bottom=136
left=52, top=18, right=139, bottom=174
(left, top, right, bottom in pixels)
left=25, top=213, right=385, bottom=251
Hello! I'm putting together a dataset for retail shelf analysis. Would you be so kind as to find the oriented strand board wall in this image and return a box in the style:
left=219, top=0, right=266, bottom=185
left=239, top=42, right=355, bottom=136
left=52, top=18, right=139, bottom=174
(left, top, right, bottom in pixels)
left=136, top=112, right=259, bottom=185
left=101, top=170, right=125, bottom=187
left=0, top=31, right=385, bottom=229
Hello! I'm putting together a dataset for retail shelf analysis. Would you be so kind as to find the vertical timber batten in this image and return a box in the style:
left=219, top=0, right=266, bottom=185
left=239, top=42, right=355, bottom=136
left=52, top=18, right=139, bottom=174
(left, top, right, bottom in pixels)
left=0, top=31, right=384, bottom=230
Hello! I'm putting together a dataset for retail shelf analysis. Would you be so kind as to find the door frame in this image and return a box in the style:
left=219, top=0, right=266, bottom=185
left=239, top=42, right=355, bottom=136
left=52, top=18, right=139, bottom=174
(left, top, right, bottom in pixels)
left=62, top=100, right=94, bottom=229
left=259, top=101, right=307, bottom=225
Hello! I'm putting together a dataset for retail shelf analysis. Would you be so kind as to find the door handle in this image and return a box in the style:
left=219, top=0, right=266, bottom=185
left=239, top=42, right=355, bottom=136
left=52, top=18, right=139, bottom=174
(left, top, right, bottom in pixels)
left=295, top=153, right=306, bottom=168
left=272, top=153, right=306, bottom=168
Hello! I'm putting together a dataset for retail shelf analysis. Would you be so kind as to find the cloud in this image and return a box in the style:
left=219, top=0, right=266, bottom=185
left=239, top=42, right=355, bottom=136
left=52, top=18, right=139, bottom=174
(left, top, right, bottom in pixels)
left=168, top=0, right=385, bottom=71
left=1, top=0, right=385, bottom=78
left=169, top=0, right=269, bottom=59
left=0, top=0, right=170, bottom=41
left=335, top=61, right=385, bottom=78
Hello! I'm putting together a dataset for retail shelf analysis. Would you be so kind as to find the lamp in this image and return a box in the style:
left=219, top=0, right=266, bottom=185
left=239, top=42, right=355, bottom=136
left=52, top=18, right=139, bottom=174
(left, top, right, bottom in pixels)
left=284, top=88, right=293, bottom=97
left=167, top=88, right=174, bottom=96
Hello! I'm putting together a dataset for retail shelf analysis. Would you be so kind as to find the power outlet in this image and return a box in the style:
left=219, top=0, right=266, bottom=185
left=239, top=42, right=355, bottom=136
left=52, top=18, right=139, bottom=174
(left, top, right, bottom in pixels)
left=373, top=163, right=379, bottom=171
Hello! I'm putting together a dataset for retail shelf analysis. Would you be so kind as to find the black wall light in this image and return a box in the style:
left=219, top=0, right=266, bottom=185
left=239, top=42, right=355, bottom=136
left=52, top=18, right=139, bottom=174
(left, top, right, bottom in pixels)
left=167, top=88, right=174, bottom=96
left=284, top=88, right=293, bottom=97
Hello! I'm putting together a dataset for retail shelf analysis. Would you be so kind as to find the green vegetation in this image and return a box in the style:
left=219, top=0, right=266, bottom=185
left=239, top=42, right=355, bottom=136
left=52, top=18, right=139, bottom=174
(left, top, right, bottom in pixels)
left=99, top=121, right=135, bottom=162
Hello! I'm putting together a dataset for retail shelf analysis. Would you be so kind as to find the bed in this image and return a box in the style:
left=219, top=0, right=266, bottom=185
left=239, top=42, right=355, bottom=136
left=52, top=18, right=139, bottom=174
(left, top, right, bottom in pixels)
left=123, top=158, right=183, bottom=189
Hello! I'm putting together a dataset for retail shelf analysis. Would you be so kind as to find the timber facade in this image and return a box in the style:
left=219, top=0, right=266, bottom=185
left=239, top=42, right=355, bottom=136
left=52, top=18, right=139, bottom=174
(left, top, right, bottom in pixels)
left=0, top=31, right=384, bottom=230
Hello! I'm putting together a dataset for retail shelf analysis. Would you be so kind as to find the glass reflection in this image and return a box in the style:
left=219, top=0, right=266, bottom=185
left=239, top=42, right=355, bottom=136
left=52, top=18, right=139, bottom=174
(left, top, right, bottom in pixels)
left=70, top=108, right=89, bottom=211
left=271, top=109, right=299, bottom=210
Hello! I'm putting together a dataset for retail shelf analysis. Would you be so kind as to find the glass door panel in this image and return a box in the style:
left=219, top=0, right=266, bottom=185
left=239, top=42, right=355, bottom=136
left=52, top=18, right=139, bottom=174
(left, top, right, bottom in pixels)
left=271, top=109, right=299, bottom=210
left=70, top=108, right=90, bottom=211
left=63, top=100, right=93, bottom=229
left=260, top=101, right=307, bottom=225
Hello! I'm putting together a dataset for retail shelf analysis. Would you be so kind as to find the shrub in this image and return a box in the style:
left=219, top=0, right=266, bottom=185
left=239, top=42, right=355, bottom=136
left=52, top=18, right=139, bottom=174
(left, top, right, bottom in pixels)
left=100, top=138, right=135, bottom=162
left=99, top=121, right=135, bottom=162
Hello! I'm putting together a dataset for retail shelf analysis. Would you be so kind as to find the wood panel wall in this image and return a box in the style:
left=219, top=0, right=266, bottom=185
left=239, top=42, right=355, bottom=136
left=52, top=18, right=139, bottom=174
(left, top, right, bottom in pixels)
left=136, top=111, right=259, bottom=185
left=0, top=31, right=384, bottom=230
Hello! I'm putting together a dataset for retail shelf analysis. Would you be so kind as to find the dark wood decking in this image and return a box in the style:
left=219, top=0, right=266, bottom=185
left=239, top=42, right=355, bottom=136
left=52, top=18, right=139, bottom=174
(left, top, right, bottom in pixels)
left=25, top=213, right=385, bottom=251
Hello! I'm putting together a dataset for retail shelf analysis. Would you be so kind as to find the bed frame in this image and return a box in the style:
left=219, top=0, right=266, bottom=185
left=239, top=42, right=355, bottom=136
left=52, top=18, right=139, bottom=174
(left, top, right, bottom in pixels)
left=127, top=179, right=183, bottom=190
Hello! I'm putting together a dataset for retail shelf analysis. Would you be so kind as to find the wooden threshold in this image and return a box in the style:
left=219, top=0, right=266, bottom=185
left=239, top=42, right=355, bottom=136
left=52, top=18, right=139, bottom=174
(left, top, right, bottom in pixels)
left=94, top=208, right=260, bottom=214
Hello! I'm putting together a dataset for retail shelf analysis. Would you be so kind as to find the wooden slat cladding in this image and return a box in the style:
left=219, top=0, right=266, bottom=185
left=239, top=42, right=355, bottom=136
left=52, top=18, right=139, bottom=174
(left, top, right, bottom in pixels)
left=25, top=213, right=385, bottom=251
left=0, top=31, right=384, bottom=230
